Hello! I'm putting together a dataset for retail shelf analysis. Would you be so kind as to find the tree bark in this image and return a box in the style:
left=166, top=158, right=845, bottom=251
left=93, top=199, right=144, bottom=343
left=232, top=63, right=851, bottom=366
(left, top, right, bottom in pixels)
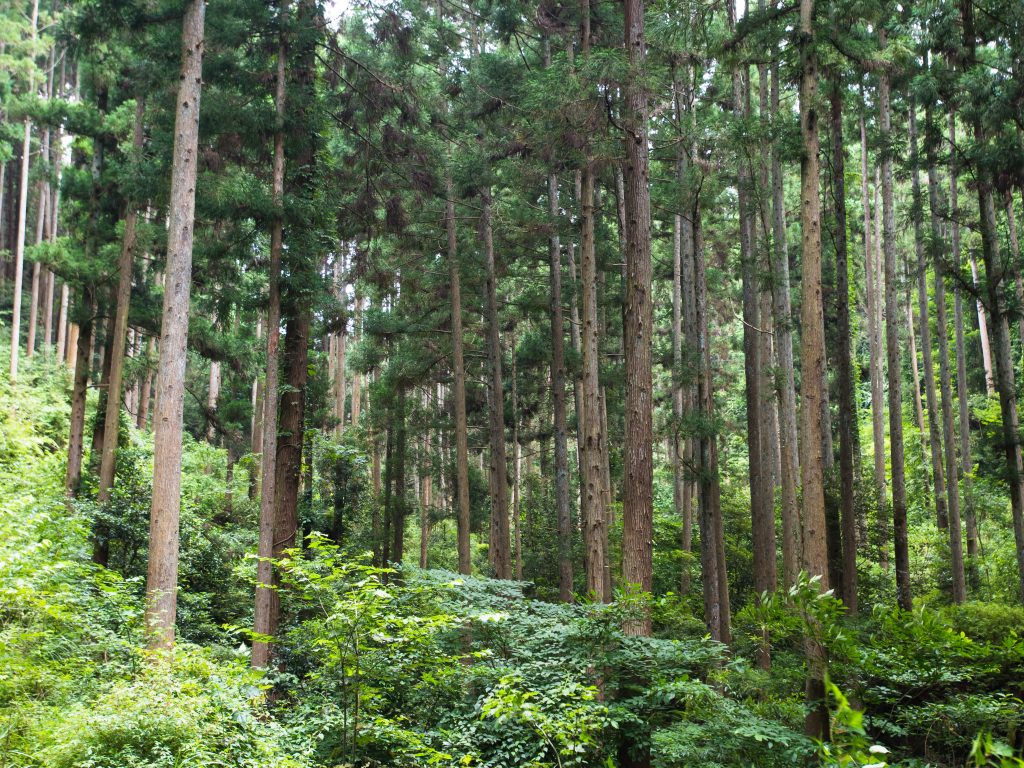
left=949, top=114, right=979, bottom=574
left=798, top=0, right=830, bottom=740
left=65, top=291, right=94, bottom=496
left=925, top=99, right=966, bottom=602
left=879, top=28, right=912, bottom=612
left=910, top=103, right=949, bottom=532
left=772, top=62, right=801, bottom=588
left=145, top=0, right=205, bottom=652
left=861, top=115, right=888, bottom=566
left=8, top=0, right=39, bottom=384
left=547, top=164, right=574, bottom=602
left=481, top=190, right=511, bottom=579
left=831, top=79, right=857, bottom=613
left=97, top=98, right=145, bottom=509
left=621, top=0, right=653, bottom=639
left=253, top=0, right=291, bottom=668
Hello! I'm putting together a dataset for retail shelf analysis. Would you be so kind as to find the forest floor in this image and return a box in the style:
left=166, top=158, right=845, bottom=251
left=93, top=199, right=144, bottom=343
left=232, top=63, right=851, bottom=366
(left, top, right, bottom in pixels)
left=1, top=350, right=1023, bottom=767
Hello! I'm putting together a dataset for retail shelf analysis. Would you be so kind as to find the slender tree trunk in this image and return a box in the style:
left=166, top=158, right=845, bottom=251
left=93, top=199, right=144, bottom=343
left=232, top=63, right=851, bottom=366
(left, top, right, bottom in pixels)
left=925, top=100, right=966, bottom=602
left=511, top=339, right=522, bottom=581
left=481, top=190, right=511, bottom=579
left=879, top=28, right=912, bottom=611
left=621, top=0, right=654, bottom=640
left=771, top=62, right=801, bottom=588
left=862, top=115, right=888, bottom=564
left=729, top=0, right=774, bottom=613
left=970, top=249, right=997, bottom=398
left=949, top=114, right=979, bottom=574
left=959, top=0, right=1024, bottom=599
left=27, top=147, right=48, bottom=358
left=579, top=161, right=607, bottom=601
left=910, top=103, right=949, bottom=532
left=547, top=163, right=574, bottom=601
left=8, top=0, right=38, bottom=383
left=145, top=0, right=205, bottom=652
left=831, top=79, right=857, bottom=613
left=65, top=291, right=94, bottom=496
left=252, top=0, right=295, bottom=668
left=351, top=294, right=362, bottom=427
left=798, top=0, right=830, bottom=740
left=139, top=336, right=155, bottom=430
left=391, top=387, right=407, bottom=564
left=446, top=177, right=471, bottom=575
left=56, top=283, right=69, bottom=361
left=97, top=98, right=145, bottom=510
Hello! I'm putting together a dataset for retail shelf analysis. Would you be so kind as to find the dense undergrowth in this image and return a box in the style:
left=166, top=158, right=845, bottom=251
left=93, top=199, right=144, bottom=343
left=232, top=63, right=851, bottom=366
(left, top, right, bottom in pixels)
left=1, top=353, right=1022, bottom=767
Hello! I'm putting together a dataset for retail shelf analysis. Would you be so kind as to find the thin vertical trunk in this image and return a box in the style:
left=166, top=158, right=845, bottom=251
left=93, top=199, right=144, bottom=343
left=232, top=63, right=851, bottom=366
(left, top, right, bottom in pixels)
left=671, top=70, right=694, bottom=596
left=511, top=338, right=522, bottom=581
left=906, top=272, right=930, bottom=493
left=879, top=29, right=912, bottom=611
left=252, top=0, right=287, bottom=669
left=831, top=79, right=857, bottom=613
left=621, top=0, right=654, bottom=640
left=8, top=0, right=38, bottom=383
left=27, top=158, right=48, bottom=357
left=391, top=387, right=407, bottom=564
left=577, top=3, right=608, bottom=603
left=65, top=291, right=94, bottom=496
left=729, top=0, right=774, bottom=610
left=970, top=250, right=997, bottom=398
left=862, top=115, right=888, bottom=563
left=949, top=114, right=979, bottom=570
left=97, top=98, right=145, bottom=510
left=447, top=178, right=471, bottom=575
left=547, top=160, right=574, bottom=601
left=145, top=0, right=205, bottom=652
left=139, top=336, right=155, bottom=430
left=206, top=360, right=221, bottom=441
left=351, top=295, right=362, bottom=427
left=961, top=0, right=1024, bottom=598
left=579, top=162, right=606, bottom=601
left=772, top=61, right=801, bottom=588
left=798, top=0, right=830, bottom=741
left=926, top=100, right=966, bottom=602
left=694, top=204, right=730, bottom=643
left=910, top=103, right=948, bottom=532
left=481, top=190, right=511, bottom=579
left=56, top=284, right=69, bottom=361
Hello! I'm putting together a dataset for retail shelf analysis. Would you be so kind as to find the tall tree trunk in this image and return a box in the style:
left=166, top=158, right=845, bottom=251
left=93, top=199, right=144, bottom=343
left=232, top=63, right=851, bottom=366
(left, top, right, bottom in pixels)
left=862, top=115, right=888, bottom=566
left=621, top=0, right=653, bottom=640
left=831, top=79, right=857, bottom=613
left=391, top=386, right=407, bottom=564
left=910, top=103, right=949, bottom=532
left=970, top=249, right=997, bottom=397
left=962, top=0, right=1024, bottom=597
left=772, top=61, right=802, bottom=588
left=481, top=190, right=511, bottom=579
left=671, top=69, right=695, bottom=596
left=27, top=128, right=49, bottom=358
left=351, top=294, right=362, bottom=427
left=97, top=98, right=145, bottom=511
left=65, top=290, right=94, bottom=496
left=694, top=202, right=730, bottom=643
left=139, top=336, right=155, bottom=430
left=56, top=283, right=69, bottom=361
left=8, top=0, right=38, bottom=383
left=949, top=113, right=979, bottom=574
left=798, top=0, right=830, bottom=740
left=547, top=162, right=574, bottom=601
left=729, top=0, right=774, bottom=613
left=879, top=28, right=912, bottom=612
left=925, top=100, right=967, bottom=602
left=145, top=0, right=205, bottom=652
left=579, top=162, right=607, bottom=601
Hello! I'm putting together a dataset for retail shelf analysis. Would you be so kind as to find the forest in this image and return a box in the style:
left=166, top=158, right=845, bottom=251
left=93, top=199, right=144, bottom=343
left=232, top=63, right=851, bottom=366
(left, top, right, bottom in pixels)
left=1, top=0, right=1023, bottom=764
